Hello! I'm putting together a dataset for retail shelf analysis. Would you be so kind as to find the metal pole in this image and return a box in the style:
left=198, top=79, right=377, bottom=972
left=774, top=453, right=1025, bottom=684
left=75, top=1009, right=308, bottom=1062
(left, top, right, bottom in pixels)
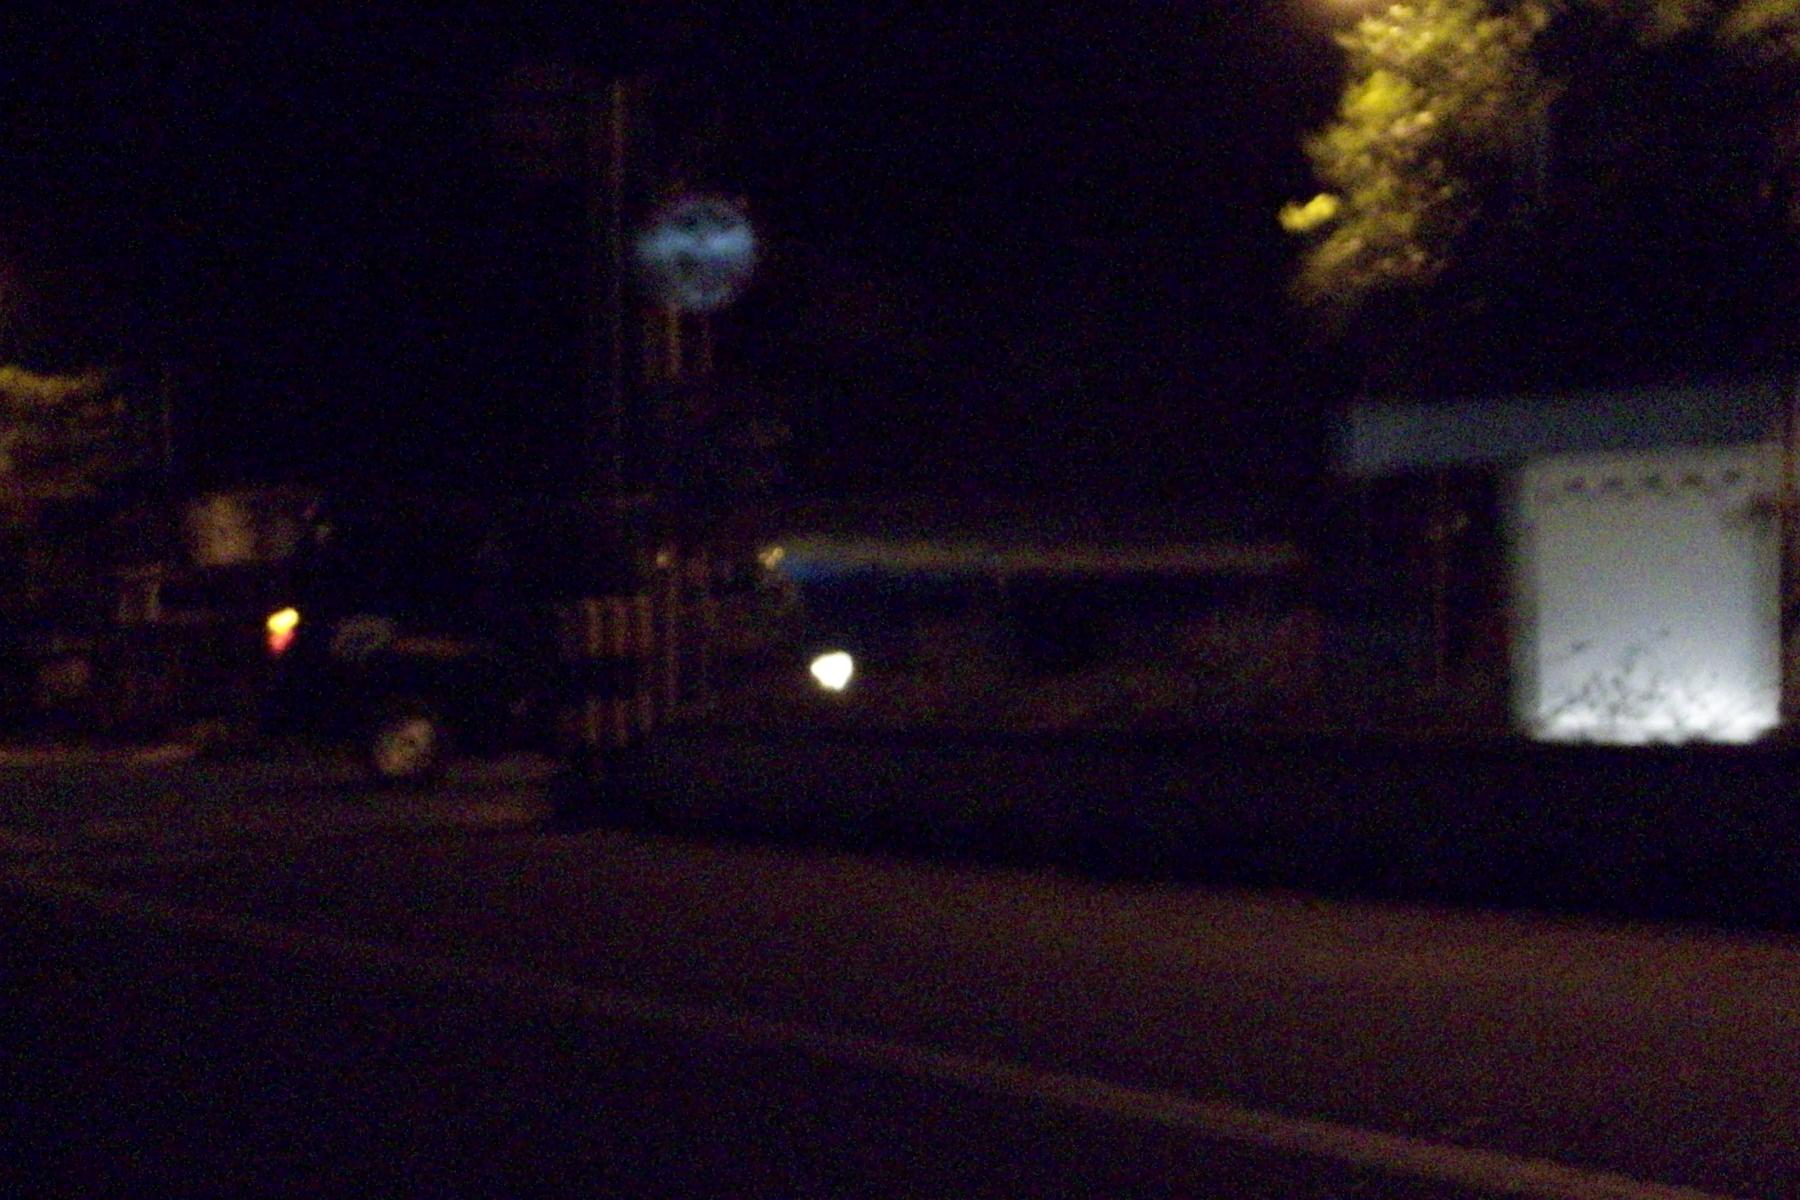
left=1782, top=371, right=1799, bottom=727
left=570, top=78, right=635, bottom=772
left=1432, top=472, right=1451, bottom=694
left=607, top=78, right=629, bottom=514
left=159, top=361, right=175, bottom=478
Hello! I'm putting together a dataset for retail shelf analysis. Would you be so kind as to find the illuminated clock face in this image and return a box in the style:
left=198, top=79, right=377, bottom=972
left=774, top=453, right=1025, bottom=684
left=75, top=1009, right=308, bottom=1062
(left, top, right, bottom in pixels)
left=634, top=196, right=757, bottom=312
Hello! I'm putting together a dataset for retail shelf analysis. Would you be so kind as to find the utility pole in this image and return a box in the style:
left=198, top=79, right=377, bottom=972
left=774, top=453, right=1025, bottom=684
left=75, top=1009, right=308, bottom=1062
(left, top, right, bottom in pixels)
left=159, top=361, right=175, bottom=479
left=1781, top=369, right=1799, bottom=729
left=583, top=75, right=632, bottom=530
left=606, top=77, right=629, bottom=514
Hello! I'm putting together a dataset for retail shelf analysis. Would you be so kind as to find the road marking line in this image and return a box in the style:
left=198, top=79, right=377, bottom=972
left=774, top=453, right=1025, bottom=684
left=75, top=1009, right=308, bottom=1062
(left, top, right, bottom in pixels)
left=2, top=871, right=1742, bottom=1200
left=0, top=742, right=196, bottom=767
left=71, top=800, right=548, bottom=848
left=0, top=826, right=55, bottom=855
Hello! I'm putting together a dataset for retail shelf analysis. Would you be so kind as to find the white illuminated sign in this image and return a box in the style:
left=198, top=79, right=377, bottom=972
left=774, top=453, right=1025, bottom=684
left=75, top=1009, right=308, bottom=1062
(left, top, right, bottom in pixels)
left=1513, top=446, right=1781, bottom=745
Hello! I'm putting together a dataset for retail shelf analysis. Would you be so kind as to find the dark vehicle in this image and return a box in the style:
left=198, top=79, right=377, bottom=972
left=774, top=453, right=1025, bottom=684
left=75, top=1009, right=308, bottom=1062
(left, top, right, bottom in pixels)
left=262, top=490, right=602, bottom=783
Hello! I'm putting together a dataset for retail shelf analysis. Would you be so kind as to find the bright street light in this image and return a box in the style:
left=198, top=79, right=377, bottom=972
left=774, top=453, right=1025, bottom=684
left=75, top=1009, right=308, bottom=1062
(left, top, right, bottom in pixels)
left=809, top=651, right=854, bottom=692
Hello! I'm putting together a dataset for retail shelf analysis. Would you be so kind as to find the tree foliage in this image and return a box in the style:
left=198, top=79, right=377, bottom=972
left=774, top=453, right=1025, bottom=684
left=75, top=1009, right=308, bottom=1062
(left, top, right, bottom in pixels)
left=1286, top=0, right=1800, bottom=385
left=1285, top=0, right=1547, bottom=318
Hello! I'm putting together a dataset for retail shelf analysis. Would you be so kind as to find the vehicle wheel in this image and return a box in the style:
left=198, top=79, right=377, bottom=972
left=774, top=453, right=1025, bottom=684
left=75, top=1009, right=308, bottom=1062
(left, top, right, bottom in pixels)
left=365, top=697, right=449, bottom=785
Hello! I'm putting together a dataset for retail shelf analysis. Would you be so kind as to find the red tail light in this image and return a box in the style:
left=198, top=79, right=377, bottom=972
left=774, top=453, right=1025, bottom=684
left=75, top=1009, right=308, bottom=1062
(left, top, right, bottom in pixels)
left=266, top=607, right=300, bottom=656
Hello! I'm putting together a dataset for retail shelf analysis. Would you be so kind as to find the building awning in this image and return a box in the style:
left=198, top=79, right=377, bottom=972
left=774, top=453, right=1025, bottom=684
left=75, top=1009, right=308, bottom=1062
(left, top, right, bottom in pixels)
left=768, top=535, right=1307, bottom=581
left=1333, top=376, right=1791, bottom=479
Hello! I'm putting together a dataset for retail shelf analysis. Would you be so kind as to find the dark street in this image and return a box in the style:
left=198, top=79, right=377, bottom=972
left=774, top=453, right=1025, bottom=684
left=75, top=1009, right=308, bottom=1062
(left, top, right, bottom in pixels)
left=2, top=747, right=1794, bottom=1198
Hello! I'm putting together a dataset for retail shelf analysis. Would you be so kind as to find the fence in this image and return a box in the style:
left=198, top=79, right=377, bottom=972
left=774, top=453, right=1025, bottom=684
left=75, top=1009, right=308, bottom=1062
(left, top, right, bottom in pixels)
left=560, top=550, right=722, bottom=754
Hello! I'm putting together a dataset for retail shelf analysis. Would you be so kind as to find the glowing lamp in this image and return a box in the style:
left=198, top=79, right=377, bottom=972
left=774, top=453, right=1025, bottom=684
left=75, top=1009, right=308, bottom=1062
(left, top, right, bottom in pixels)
left=809, top=651, right=854, bottom=692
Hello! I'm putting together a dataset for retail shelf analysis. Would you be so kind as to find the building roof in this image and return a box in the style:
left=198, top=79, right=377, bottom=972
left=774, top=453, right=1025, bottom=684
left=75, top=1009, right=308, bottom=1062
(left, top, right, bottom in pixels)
left=1333, top=376, right=1791, bottom=479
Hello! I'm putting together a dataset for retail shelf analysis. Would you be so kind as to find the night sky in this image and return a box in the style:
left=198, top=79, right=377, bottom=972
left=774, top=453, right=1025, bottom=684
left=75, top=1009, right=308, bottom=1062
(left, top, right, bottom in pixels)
left=0, top=3, right=1343, bottom=516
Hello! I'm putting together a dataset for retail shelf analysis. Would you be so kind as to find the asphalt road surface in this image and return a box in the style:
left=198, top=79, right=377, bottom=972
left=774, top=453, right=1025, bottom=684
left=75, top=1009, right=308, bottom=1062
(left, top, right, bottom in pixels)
left=2, top=749, right=1795, bottom=1198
